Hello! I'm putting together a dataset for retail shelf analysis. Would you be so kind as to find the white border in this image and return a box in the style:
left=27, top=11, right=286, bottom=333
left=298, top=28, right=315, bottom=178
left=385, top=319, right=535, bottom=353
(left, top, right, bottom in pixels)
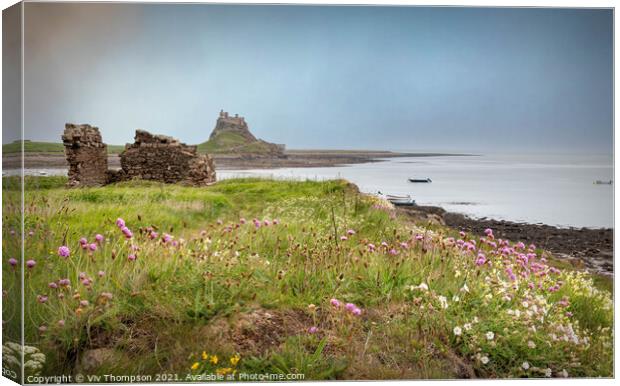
left=0, top=1, right=616, bottom=386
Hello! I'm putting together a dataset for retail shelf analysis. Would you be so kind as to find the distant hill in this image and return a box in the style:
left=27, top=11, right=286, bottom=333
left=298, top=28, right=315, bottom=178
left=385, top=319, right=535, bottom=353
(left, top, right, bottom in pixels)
left=2, top=140, right=124, bottom=154
left=197, top=111, right=285, bottom=156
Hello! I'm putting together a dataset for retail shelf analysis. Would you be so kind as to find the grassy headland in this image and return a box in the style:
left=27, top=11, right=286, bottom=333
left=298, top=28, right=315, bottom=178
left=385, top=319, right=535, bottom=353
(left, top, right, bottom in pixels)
left=2, top=140, right=125, bottom=154
left=2, top=177, right=613, bottom=380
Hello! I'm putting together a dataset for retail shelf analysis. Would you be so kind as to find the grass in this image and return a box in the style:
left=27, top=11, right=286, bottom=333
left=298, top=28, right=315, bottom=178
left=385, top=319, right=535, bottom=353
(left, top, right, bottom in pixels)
left=2, top=140, right=125, bottom=154
left=197, top=132, right=278, bottom=154
left=2, top=176, right=613, bottom=381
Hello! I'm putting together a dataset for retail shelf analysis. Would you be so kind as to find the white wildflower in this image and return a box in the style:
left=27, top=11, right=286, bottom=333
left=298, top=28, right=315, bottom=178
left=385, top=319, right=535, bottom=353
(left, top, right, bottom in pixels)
left=463, top=323, right=472, bottom=331
left=453, top=326, right=462, bottom=336
left=486, top=331, right=495, bottom=340
left=522, top=362, right=530, bottom=370
left=480, top=356, right=489, bottom=364
left=438, top=295, right=448, bottom=309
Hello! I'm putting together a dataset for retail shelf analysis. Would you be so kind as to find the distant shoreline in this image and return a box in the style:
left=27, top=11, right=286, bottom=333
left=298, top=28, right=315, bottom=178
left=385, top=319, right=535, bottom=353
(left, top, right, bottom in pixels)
left=4, top=150, right=477, bottom=170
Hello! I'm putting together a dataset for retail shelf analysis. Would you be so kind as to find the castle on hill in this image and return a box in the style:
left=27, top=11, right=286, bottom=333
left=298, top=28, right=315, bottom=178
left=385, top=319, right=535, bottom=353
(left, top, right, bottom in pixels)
left=208, top=110, right=285, bottom=155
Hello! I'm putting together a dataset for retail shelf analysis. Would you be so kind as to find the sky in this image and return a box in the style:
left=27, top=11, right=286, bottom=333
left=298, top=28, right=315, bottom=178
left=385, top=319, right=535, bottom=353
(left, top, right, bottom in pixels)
left=3, top=4, right=614, bottom=153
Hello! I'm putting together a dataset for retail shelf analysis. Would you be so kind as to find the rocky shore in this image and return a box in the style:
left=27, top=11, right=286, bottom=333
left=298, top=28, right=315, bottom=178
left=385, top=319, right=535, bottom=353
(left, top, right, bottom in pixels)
left=400, top=205, right=613, bottom=277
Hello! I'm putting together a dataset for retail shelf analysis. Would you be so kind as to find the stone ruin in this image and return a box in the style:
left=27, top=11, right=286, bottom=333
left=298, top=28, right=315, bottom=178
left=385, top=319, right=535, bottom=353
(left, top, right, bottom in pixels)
left=117, top=130, right=216, bottom=185
left=62, top=124, right=216, bottom=187
left=62, top=124, right=109, bottom=187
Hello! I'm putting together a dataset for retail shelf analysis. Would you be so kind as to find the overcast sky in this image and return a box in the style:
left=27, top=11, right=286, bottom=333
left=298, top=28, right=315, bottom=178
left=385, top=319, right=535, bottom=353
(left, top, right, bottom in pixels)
left=4, top=4, right=613, bottom=153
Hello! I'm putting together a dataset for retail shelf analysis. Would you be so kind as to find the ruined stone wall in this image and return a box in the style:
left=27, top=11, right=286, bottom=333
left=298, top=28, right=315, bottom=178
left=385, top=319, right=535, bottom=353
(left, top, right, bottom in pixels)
left=62, top=126, right=216, bottom=187
left=120, top=130, right=216, bottom=185
left=62, top=124, right=108, bottom=187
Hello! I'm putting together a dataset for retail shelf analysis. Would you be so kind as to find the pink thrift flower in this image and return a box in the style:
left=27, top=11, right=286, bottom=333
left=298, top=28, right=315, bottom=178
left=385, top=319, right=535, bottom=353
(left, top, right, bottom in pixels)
left=37, top=295, right=48, bottom=304
left=340, top=236, right=348, bottom=241
left=58, top=246, right=70, bottom=258
left=121, top=227, right=133, bottom=239
left=58, top=320, right=65, bottom=327
left=8, top=258, right=17, bottom=267
left=98, top=271, right=105, bottom=277
left=79, top=237, right=88, bottom=246
left=330, top=298, right=341, bottom=308
left=116, top=218, right=125, bottom=228
left=48, top=282, right=58, bottom=289
left=347, top=229, right=356, bottom=236
left=308, top=326, right=318, bottom=334
left=352, top=308, right=362, bottom=316
left=26, top=260, right=36, bottom=269
left=89, top=243, right=97, bottom=252
left=128, top=254, right=136, bottom=261
left=95, top=234, right=104, bottom=243
left=345, top=303, right=356, bottom=312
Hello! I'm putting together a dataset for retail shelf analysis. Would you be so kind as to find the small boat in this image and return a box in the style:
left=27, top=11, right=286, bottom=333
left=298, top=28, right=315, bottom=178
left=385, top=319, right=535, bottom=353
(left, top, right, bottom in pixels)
left=385, top=194, right=416, bottom=206
left=38, top=171, right=48, bottom=176
left=594, top=180, right=613, bottom=185
left=409, top=178, right=432, bottom=183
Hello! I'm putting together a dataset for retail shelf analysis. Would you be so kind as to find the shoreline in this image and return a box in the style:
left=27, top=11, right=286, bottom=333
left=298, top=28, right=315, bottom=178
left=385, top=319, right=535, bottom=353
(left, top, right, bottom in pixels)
left=6, top=153, right=613, bottom=274
left=399, top=204, right=613, bottom=277
left=4, top=150, right=476, bottom=170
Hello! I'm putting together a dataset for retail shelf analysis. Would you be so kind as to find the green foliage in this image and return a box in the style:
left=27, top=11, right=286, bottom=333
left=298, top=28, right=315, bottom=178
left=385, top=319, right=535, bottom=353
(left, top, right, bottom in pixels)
left=2, top=176, right=613, bottom=380
left=197, top=132, right=277, bottom=154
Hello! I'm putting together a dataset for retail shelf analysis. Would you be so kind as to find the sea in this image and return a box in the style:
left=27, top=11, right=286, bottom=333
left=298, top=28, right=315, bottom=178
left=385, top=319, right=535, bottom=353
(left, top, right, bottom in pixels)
left=15, top=153, right=613, bottom=229
left=218, top=153, right=613, bottom=229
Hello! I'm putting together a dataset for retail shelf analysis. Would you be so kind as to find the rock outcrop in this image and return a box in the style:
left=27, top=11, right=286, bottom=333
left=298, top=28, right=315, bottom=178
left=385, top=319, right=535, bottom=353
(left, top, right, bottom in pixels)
left=210, top=111, right=257, bottom=142
left=62, top=124, right=108, bottom=187
left=119, top=130, right=216, bottom=185
left=202, top=110, right=285, bottom=156
left=63, top=125, right=216, bottom=187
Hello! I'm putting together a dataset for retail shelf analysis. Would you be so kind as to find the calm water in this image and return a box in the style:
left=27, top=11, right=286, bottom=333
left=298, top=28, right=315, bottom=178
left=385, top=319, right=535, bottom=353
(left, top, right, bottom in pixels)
left=15, top=153, right=613, bottom=228
left=218, top=153, right=614, bottom=229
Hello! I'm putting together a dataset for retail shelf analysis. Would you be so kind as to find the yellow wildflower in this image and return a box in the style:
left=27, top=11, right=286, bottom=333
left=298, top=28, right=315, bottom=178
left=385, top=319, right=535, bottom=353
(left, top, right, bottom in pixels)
left=191, top=362, right=200, bottom=370
left=230, top=354, right=241, bottom=366
left=216, top=367, right=232, bottom=376
left=202, top=351, right=208, bottom=360
left=210, top=355, right=218, bottom=365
